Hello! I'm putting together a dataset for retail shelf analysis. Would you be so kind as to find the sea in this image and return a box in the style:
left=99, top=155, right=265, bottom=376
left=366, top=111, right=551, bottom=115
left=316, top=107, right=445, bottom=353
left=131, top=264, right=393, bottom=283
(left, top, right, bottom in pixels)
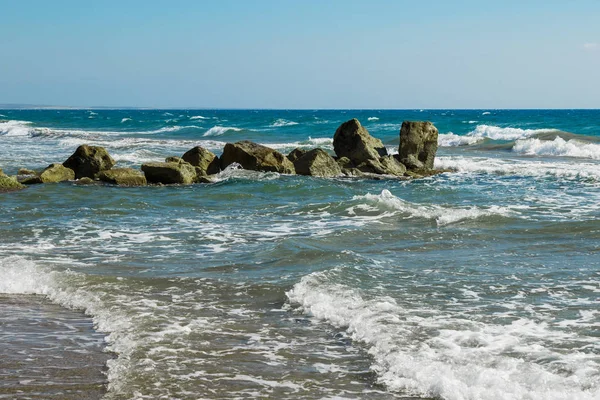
left=0, top=109, right=598, bottom=400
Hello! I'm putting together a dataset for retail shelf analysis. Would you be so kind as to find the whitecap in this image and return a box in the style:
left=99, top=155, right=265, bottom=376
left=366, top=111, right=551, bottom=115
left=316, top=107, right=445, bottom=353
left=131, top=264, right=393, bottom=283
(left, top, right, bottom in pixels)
left=0, top=120, right=33, bottom=136
left=438, top=133, right=484, bottom=147
left=367, top=117, right=380, bottom=121
left=270, top=119, right=299, bottom=127
left=203, top=126, right=243, bottom=137
left=190, top=115, right=209, bottom=120
left=512, top=137, right=600, bottom=160
left=469, top=124, right=557, bottom=141
left=482, top=111, right=491, bottom=115
left=121, top=118, right=132, bottom=123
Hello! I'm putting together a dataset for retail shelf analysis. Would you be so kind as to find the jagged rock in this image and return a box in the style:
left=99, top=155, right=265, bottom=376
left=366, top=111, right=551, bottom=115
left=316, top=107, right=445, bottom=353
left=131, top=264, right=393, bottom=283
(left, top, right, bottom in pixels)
left=165, top=156, right=183, bottom=163
left=18, top=168, right=37, bottom=176
left=0, top=173, right=25, bottom=192
left=141, top=162, right=197, bottom=184
left=97, top=168, right=147, bottom=186
left=399, top=121, right=438, bottom=170
left=287, top=148, right=307, bottom=163
left=378, top=155, right=407, bottom=176
left=336, top=157, right=353, bottom=169
left=333, top=119, right=387, bottom=165
left=21, top=176, right=43, bottom=185
left=220, top=141, right=295, bottom=174
left=63, top=145, right=116, bottom=179
left=182, top=146, right=220, bottom=175
left=39, top=163, right=75, bottom=183
left=293, top=148, right=342, bottom=177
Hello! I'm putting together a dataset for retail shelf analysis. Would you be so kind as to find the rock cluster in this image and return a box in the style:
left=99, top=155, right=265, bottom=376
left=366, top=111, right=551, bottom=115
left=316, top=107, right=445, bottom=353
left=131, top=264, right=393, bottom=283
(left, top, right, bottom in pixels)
left=1, top=119, right=445, bottom=192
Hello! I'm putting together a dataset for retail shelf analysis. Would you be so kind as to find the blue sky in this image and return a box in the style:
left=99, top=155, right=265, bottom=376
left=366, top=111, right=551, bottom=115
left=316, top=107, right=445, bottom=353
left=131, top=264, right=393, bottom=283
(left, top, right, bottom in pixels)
left=1, top=0, right=599, bottom=108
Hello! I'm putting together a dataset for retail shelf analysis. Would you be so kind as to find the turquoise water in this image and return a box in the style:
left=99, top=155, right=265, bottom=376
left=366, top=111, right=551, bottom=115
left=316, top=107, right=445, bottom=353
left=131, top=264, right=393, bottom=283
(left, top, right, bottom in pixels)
left=1, top=110, right=599, bottom=399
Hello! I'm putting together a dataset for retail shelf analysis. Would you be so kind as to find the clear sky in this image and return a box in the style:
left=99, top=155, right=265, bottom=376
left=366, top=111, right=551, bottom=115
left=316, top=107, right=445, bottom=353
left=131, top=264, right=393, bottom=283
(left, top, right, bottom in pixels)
left=1, top=0, right=599, bottom=108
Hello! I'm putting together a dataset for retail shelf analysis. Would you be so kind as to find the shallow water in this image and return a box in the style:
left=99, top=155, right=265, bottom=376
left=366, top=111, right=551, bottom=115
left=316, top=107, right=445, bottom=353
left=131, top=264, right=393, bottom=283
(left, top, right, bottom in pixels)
left=1, top=109, right=599, bottom=399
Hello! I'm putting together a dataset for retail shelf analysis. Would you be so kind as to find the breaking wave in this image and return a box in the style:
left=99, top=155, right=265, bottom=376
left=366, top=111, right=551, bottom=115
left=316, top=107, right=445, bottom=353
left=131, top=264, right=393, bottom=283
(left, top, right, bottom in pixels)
left=203, top=126, right=244, bottom=137
left=513, top=137, right=600, bottom=160
left=270, top=119, right=299, bottom=127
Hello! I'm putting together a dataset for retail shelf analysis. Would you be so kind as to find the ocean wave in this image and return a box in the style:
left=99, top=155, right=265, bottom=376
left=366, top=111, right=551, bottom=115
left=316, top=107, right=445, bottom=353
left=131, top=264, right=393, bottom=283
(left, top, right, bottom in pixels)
left=352, top=190, right=513, bottom=226
left=438, top=133, right=484, bottom=147
left=270, top=119, right=299, bottom=127
left=512, top=137, right=600, bottom=160
left=469, top=124, right=557, bottom=141
left=367, top=117, right=379, bottom=121
left=190, top=115, right=209, bottom=120
left=287, top=270, right=600, bottom=400
left=0, top=120, right=34, bottom=136
left=203, top=126, right=243, bottom=137
left=482, top=111, right=491, bottom=115
left=121, top=118, right=132, bottom=123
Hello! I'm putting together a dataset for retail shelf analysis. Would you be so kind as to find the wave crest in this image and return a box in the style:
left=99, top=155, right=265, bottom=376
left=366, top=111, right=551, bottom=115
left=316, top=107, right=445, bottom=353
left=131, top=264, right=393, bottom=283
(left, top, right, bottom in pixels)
left=513, top=137, right=600, bottom=159
left=203, top=126, right=243, bottom=137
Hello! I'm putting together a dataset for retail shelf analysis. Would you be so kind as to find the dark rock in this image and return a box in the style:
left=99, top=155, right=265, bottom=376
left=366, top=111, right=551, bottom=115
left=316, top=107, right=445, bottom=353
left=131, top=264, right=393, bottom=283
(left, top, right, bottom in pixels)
left=182, top=146, right=220, bottom=175
left=333, top=119, right=387, bottom=165
left=74, top=177, right=96, bottom=185
left=21, top=176, right=43, bottom=185
left=293, top=148, right=342, bottom=177
left=18, top=168, right=37, bottom=176
left=336, top=157, right=354, bottom=169
left=0, top=174, right=25, bottom=192
left=287, top=148, right=307, bottom=163
left=220, top=141, right=295, bottom=174
left=165, top=156, right=183, bottom=163
left=97, top=168, right=147, bottom=186
left=399, top=121, right=438, bottom=170
left=39, top=163, right=75, bottom=183
left=141, top=162, right=197, bottom=184
left=63, top=145, right=116, bottom=179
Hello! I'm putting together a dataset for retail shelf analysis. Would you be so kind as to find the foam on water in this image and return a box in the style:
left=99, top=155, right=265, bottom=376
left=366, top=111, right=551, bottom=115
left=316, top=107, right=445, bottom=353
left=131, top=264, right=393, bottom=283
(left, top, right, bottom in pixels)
left=513, top=137, right=600, bottom=159
left=438, top=133, right=484, bottom=147
left=121, top=118, right=132, bottom=123
left=203, top=126, right=244, bottom=136
left=0, top=120, right=34, bottom=136
left=367, top=117, right=379, bottom=121
left=190, top=115, right=209, bottom=120
left=352, top=190, right=514, bottom=226
left=469, top=124, right=557, bottom=141
left=270, top=119, right=299, bottom=127
left=287, top=269, right=600, bottom=400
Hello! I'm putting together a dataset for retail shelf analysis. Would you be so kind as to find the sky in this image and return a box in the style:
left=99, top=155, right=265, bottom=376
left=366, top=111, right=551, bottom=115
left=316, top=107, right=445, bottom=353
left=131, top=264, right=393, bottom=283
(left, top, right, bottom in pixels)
left=1, top=0, right=599, bottom=108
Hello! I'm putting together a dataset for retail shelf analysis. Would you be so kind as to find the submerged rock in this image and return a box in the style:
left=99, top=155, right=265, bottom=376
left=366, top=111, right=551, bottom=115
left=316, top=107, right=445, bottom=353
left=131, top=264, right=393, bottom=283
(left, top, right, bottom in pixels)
left=39, top=163, right=75, bottom=183
left=399, top=121, right=438, bottom=170
left=333, top=119, right=387, bottom=165
left=182, top=146, right=220, bottom=175
left=63, top=145, right=116, bottom=179
left=220, top=141, right=295, bottom=174
left=141, top=161, right=197, bottom=184
left=97, top=168, right=147, bottom=186
left=74, top=177, right=96, bottom=185
left=293, top=148, right=342, bottom=177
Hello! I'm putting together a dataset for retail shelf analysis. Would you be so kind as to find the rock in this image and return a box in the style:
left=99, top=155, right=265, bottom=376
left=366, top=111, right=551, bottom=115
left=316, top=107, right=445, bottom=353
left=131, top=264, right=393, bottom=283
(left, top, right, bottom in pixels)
left=63, top=145, right=116, bottom=179
left=74, top=177, right=96, bottom=185
left=378, top=155, right=407, bottom=176
left=21, top=176, right=43, bottom=185
left=220, top=141, right=295, bottom=174
left=336, top=157, right=354, bottom=169
left=182, top=146, right=220, bottom=175
left=287, top=148, right=307, bottom=163
left=293, top=148, right=342, bottom=177
left=141, top=162, right=197, bottom=184
left=39, top=163, right=75, bottom=183
left=0, top=174, right=25, bottom=192
left=333, top=119, right=387, bottom=165
left=18, top=168, right=37, bottom=176
left=165, top=156, right=184, bottom=163
left=97, top=168, right=147, bottom=186
left=398, top=121, right=438, bottom=170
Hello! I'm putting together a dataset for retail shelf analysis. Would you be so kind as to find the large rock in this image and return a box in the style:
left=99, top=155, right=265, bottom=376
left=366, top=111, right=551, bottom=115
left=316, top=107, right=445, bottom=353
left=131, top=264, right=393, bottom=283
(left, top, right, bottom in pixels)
left=398, top=121, right=438, bottom=170
left=141, top=161, right=197, bottom=184
left=182, top=146, right=220, bottom=175
left=220, top=141, right=295, bottom=174
left=287, top=148, right=307, bottom=163
left=293, top=148, right=342, bottom=177
left=357, top=155, right=407, bottom=177
left=333, top=119, right=387, bottom=165
left=0, top=172, right=25, bottom=192
left=63, top=145, right=116, bottom=179
left=97, top=168, right=147, bottom=186
left=39, top=163, right=75, bottom=183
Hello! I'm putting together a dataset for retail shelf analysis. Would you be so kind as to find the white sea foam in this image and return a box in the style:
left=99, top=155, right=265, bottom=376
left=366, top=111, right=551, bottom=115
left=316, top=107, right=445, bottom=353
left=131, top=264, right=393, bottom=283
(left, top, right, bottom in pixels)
left=0, top=120, right=34, bottom=136
left=287, top=270, right=600, bottom=400
left=513, top=137, right=600, bottom=160
left=121, top=118, right=132, bottom=123
left=438, top=133, right=484, bottom=147
left=190, top=115, right=209, bottom=120
left=367, top=117, right=380, bottom=121
left=482, top=111, right=491, bottom=115
left=352, top=190, right=513, bottom=226
left=203, top=126, right=243, bottom=137
left=469, top=124, right=557, bottom=141
left=270, top=119, right=299, bottom=127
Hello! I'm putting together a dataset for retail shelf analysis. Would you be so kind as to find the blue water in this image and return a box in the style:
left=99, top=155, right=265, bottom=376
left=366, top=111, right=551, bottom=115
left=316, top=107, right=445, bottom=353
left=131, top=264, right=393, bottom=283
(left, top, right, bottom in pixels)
left=1, top=109, right=599, bottom=399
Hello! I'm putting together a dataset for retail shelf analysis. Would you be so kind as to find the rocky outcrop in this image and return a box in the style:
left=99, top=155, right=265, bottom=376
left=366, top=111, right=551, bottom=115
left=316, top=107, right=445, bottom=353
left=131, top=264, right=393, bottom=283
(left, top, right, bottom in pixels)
left=97, top=168, right=147, bottom=186
left=398, top=121, right=438, bottom=170
left=0, top=171, right=25, bottom=192
left=220, top=141, right=295, bottom=174
left=18, top=168, right=37, bottom=176
left=182, top=146, right=220, bottom=175
left=39, top=163, right=75, bottom=183
left=74, top=177, right=96, bottom=185
left=293, top=148, right=342, bottom=177
left=355, top=155, right=407, bottom=177
left=63, top=145, right=116, bottom=179
left=287, top=148, right=307, bottom=163
left=333, top=119, right=387, bottom=165
left=141, top=161, right=197, bottom=184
